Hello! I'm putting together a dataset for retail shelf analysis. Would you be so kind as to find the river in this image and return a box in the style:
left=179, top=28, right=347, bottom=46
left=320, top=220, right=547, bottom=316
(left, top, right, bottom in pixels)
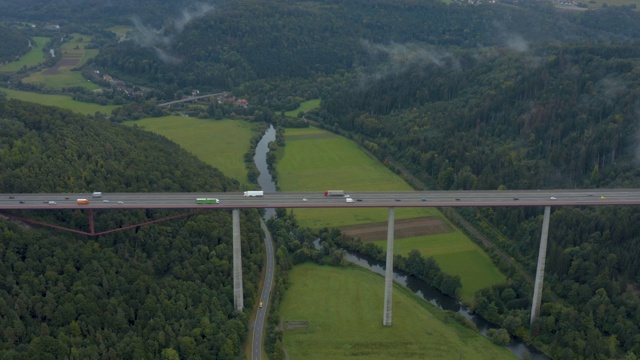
left=253, top=124, right=547, bottom=359
left=343, top=252, right=547, bottom=360
left=253, top=124, right=276, bottom=220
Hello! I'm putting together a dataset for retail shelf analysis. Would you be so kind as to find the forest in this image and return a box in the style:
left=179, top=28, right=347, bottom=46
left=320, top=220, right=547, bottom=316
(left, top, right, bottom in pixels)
left=3, top=0, right=640, bottom=358
left=0, top=26, right=29, bottom=63
left=0, top=98, right=265, bottom=359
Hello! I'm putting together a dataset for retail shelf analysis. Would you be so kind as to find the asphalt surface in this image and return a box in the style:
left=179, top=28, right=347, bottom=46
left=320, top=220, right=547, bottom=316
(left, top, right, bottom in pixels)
left=2, top=189, right=640, bottom=210
left=253, top=220, right=275, bottom=360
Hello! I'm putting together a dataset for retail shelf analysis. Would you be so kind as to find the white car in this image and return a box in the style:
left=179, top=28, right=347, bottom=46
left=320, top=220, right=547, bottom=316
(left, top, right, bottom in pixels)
left=302, top=198, right=308, bottom=202
left=117, top=201, right=124, bottom=204
left=550, top=197, right=557, bottom=200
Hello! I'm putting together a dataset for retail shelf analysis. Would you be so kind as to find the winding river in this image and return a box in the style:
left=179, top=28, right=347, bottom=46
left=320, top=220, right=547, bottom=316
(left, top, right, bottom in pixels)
left=253, top=124, right=547, bottom=359
left=253, top=124, right=276, bottom=220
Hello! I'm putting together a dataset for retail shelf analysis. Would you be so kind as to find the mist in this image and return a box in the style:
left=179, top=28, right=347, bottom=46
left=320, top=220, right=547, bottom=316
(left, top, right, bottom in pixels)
left=357, top=40, right=457, bottom=89
left=130, top=2, right=215, bottom=64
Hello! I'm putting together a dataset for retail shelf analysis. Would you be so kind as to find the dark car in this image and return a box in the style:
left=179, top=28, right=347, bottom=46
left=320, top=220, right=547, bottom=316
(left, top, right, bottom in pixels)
left=19, top=201, right=25, bottom=204
left=513, top=197, right=519, bottom=200
left=395, top=199, right=401, bottom=202
left=356, top=199, right=363, bottom=202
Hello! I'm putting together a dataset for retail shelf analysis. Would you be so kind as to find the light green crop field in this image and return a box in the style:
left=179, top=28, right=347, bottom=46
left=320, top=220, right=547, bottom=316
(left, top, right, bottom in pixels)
left=124, top=116, right=254, bottom=186
left=23, top=33, right=100, bottom=89
left=280, top=263, right=516, bottom=360
left=0, top=37, right=49, bottom=72
left=23, top=70, right=99, bottom=89
left=374, top=230, right=506, bottom=302
left=284, top=98, right=320, bottom=116
left=0, top=88, right=117, bottom=115
left=277, top=127, right=438, bottom=228
left=277, top=126, right=506, bottom=303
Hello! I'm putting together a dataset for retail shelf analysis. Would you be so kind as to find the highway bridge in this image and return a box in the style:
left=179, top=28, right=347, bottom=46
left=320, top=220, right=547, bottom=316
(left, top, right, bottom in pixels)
left=157, top=92, right=228, bottom=107
left=2, top=188, right=640, bottom=329
left=2, top=188, right=640, bottom=210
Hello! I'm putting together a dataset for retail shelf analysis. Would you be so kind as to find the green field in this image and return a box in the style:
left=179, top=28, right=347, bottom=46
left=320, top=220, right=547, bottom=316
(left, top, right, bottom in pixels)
left=0, top=88, right=117, bottom=115
left=108, top=25, right=132, bottom=39
left=23, top=33, right=100, bottom=89
left=285, top=98, right=320, bottom=117
left=277, top=126, right=505, bottom=303
left=0, top=37, right=49, bottom=72
left=124, top=116, right=255, bottom=186
left=278, top=127, right=438, bottom=228
left=280, top=263, right=516, bottom=360
left=374, top=229, right=506, bottom=301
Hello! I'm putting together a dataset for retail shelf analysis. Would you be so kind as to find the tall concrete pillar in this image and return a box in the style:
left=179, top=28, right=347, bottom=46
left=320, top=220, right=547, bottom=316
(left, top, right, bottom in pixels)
left=530, top=206, right=551, bottom=327
left=383, top=207, right=395, bottom=327
left=232, top=209, right=244, bottom=311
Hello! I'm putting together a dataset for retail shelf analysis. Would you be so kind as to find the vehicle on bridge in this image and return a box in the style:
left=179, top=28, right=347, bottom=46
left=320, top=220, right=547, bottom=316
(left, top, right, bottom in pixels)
left=196, top=198, right=220, bottom=204
left=324, top=190, right=345, bottom=196
left=76, top=199, right=89, bottom=205
left=92, top=192, right=102, bottom=198
left=244, top=191, right=264, bottom=197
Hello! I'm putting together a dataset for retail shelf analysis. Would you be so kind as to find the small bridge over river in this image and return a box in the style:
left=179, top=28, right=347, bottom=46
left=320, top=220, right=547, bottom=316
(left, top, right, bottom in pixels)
left=157, top=92, right=228, bottom=107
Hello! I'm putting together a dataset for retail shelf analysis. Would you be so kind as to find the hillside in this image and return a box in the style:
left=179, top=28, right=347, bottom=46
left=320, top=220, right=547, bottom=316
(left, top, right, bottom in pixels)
left=0, top=26, right=30, bottom=63
left=3, top=0, right=640, bottom=358
left=0, top=98, right=264, bottom=358
left=93, top=0, right=619, bottom=90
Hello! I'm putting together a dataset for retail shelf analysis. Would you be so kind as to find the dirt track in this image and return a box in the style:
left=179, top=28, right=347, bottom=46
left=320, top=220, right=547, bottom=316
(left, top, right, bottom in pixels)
left=339, top=217, right=451, bottom=242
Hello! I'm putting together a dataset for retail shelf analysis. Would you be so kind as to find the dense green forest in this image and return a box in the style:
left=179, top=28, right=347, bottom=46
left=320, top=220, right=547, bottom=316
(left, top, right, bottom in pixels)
left=0, top=0, right=200, bottom=26
left=4, top=0, right=640, bottom=358
left=0, top=26, right=29, bottom=63
left=92, top=0, right=624, bottom=93
left=0, top=98, right=265, bottom=359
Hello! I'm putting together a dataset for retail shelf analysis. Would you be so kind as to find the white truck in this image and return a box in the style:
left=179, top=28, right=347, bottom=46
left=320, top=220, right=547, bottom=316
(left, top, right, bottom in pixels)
left=244, top=190, right=264, bottom=197
left=346, top=197, right=355, bottom=203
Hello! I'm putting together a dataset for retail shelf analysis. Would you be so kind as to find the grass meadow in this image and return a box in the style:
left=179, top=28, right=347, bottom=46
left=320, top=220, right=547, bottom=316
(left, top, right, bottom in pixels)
left=124, top=116, right=255, bottom=186
left=277, top=126, right=506, bottom=303
left=374, top=229, right=506, bottom=301
left=0, top=37, right=49, bottom=72
left=284, top=98, right=320, bottom=116
left=0, top=88, right=117, bottom=115
left=280, top=263, right=516, bottom=360
left=277, top=127, right=438, bottom=228
left=108, top=25, right=132, bottom=39
left=23, top=33, right=100, bottom=89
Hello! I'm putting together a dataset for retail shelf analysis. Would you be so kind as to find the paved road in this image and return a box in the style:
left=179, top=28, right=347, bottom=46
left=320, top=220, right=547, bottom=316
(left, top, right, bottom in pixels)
left=2, top=189, right=640, bottom=210
left=157, top=92, right=228, bottom=107
left=253, top=220, right=275, bottom=360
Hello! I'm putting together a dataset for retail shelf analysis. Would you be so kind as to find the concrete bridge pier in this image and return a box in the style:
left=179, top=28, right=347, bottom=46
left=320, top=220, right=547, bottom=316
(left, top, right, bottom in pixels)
left=530, top=206, right=551, bottom=327
left=232, top=209, right=244, bottom=311
left=383, top=207, right=395, bottom=327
